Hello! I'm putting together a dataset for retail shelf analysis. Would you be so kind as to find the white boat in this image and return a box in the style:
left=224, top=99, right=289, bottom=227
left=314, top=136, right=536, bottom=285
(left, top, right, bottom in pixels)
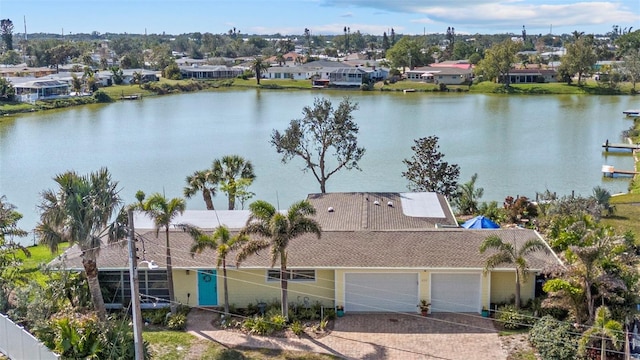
left=623, top=109, right=640, bottom=116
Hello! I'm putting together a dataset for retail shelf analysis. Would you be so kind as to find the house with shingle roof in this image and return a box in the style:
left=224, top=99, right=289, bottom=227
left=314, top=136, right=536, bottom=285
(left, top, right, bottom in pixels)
left=50, top=192, right=561, bottom=314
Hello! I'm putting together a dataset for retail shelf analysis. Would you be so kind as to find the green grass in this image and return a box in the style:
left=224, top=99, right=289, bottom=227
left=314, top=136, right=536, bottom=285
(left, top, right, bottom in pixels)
left=233, top=78, right=314, bottom=89
left=143, top=330, right=338, bottom=360
left=602, top=193, right=640, bottom=236
left=507, top=350, right=538, bottom=360
left=14, top=242, right=69, bottom=283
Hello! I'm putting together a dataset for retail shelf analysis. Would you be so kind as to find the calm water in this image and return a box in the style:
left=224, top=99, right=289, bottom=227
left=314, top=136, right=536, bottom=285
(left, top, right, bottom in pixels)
left=1, top=90, right=637, bottom=243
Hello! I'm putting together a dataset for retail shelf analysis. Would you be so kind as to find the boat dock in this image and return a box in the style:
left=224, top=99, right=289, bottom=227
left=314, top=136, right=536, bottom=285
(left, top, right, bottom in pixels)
left=120, top=94, right=142, bottom=100
left=602, top=165, right=639, bottom=177
left=602, top=140, right=640, bottom=152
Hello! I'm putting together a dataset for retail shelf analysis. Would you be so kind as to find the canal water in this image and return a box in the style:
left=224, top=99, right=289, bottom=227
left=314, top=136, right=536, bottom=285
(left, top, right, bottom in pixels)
left=1, top=89, right=637, bottom=243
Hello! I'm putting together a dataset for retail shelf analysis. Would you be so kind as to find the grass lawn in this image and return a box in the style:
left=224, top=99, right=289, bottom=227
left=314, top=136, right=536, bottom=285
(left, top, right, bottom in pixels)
left=603, top=193, right=640, bottom=235
left=143, top=330, right=338, bottom=360
left=14, top=242, right=69, bottom=283
left=233, top=78, right=314, bottom=89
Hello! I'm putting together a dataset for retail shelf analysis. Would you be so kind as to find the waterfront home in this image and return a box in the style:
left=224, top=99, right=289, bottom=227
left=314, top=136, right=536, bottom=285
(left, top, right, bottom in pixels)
left=406, top=66, right=473, bottom=85
left=328, top=67, right=371, bottom=87
left=50, top=192, right=561, bottom=314
left=11, top=77, right=70, bottom=103
left=499, top=68, right=558, bottom=84
left=179, top=64, right=243, bottom=80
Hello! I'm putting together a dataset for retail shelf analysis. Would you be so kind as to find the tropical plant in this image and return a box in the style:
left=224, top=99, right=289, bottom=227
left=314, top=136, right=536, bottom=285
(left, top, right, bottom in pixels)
left=402, top=136, right=460, bottom=198
left=237, top=200, right=321, bottom=318
left=252, top=56, right=268, bottom=85
left=542, top=226, right=636, bottom=324
left=578, top=306, right=623, bottom=359
left=529, top=315, right=578, bottom=360
left=479, top=234, right=549, bottom=309
left=0, top=196, right=29, bottom=310
left=453, top=173, right=484, bottom=215
left=592, top=186, right=614, bottom=216
left=140, top=192, right=186, bottom=314
left=212, top=155, right=256, bottom=210
left=182, top=224, right=248, bottom=315
left=183, top=169, right=218, bottom=210
left=35, top=168, right=123, bottom=320
left=271, top=97, right=365, bottom=193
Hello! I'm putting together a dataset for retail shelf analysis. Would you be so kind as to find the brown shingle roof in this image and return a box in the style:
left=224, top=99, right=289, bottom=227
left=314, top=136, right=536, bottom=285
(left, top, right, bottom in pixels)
left=51, top=228, right=560, bottom=271
left=306, top=192, right=457, bottom=230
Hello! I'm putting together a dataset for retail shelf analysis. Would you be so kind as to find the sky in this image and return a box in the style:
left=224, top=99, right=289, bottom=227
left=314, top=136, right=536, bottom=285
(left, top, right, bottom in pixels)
left=0, top=0, right=638, bottom=37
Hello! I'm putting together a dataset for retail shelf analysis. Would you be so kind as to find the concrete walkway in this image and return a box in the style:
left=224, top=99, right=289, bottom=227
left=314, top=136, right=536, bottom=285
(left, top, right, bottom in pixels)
left=186, top=310, right=508, bottom=360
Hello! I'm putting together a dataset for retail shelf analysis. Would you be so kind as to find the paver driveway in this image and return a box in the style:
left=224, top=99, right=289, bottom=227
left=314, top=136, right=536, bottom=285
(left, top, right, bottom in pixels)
left=187, top=310, right=508, bottom=360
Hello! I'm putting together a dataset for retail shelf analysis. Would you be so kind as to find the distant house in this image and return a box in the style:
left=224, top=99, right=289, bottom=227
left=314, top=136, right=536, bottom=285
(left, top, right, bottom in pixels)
left=0, top=66, right=57, bottom=78
left=51, top=191, right=561, bottom=315
left=12, top=78, right=70, bottom=103
left=264, top=66, right=310, bottom=80
left=499, top=69, right=558, bottom=84
left=328, top=67, right=370, bottom=87
left=406, top=66, right=473, bottom=85
left=121, top=69, right=159, bottom=84
left=179, top=65, right=243, bottom=80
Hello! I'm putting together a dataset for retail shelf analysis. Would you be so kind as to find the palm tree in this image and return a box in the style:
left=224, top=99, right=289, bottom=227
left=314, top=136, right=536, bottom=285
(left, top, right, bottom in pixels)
left=453, top=173, right=484, bottom=215
left=479, top=234, right=549, bottom=309
left=141, top=193, right=186, bottom=314
left=578, top=306, right=623, bottom=359
left=237, top=200, right=321, bottom=318
left=182, top=225, right=247, bottom=316
left=252, top=56, right=268, bottom=85
left=183, top=169, right=218, bottom=210
left=212, top=155, right=256, bottom=210
left=35, top=168, right=123, bottom=320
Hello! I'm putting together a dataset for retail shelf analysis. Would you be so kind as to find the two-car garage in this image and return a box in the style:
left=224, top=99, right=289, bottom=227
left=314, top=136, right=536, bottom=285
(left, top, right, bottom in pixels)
left=343, top=272, right=481, bottom=313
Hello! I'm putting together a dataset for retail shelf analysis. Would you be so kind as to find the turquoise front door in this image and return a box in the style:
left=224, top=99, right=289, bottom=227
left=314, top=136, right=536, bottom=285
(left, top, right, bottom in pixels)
left=197, top=269, right=218, bottom=306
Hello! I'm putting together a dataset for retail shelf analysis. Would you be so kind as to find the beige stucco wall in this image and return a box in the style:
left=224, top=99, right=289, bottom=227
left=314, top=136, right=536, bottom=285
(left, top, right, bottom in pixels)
left=173, top=269, right=198, bottom=305
left=218, top=269, right=335, bottom=308
left=490, top=271, right=535, bottom=305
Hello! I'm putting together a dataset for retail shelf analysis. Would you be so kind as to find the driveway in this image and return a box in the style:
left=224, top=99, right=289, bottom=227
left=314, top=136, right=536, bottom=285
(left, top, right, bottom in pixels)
left=187, top=310, right=508, bottom=360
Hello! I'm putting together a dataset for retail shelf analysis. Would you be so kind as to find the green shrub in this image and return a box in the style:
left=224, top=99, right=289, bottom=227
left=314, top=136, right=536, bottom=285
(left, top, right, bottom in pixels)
left=497, top=305, right=535, bottom=330
left=249, top=316, right=273, bottom=335
left=166, top=313, right=187, bottom=330
left=529, top=315, right=578, bottom=360
left=290, top=320, right=304, bottom=336
left=142, top=307, right=170, bottom=325
left=93, top=90, right=112, bottom=103
left=269, top=313, right=286, bottom=331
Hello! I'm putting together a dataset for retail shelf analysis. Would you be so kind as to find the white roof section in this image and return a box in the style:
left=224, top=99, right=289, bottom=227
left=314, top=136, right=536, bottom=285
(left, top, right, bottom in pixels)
left=399, top=192, right=446, bottom=218
left=133, top=210, right=251, bottom=230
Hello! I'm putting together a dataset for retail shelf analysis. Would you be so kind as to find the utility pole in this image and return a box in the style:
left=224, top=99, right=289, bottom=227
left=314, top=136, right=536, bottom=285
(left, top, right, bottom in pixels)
left=127, top=209, right=144, bottom=360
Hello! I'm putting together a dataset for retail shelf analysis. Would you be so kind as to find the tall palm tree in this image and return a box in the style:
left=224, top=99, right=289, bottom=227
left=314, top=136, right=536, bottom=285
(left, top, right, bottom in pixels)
left=212, top=155, right=256, bottom=210
left=252, top=56, right=268, bottom=85
left=36, top=168, right=123, bottom=320
left=183, top=225, right=247, bottom=316
left=578, top=306, right=623, bottom=359
left=237, top=200, right=321, bottom=318
left=183, top=169, right=218, bottom=210
left=141, top=193, right=186, bottom=314
left=479, top=234, right=549, bottom=309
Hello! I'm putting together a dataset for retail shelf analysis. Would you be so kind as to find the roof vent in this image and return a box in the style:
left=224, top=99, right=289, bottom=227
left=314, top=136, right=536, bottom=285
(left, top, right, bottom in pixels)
left=328, top=207, right=334, bottom=212
left=373, top=200, right=380, bottom=206
left=387, top=201, right=393, bottom=207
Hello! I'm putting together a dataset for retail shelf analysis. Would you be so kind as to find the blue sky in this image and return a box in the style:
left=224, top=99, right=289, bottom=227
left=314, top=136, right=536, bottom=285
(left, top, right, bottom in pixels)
left=1, top=0, right=638, bottom=36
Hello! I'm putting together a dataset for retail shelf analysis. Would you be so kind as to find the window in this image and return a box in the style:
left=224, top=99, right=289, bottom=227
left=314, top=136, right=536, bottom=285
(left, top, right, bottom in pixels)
left=98, top=269, right=169, bottom=305
left=267, top=269, right=315, bottom=281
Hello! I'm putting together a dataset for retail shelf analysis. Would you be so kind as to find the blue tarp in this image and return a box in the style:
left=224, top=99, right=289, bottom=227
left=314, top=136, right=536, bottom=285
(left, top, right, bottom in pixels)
left=461, top=215, right=500, bottom=229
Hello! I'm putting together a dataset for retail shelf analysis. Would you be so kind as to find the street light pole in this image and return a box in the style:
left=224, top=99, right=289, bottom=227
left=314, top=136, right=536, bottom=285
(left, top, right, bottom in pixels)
left=127, top=209, right=144, bottom=360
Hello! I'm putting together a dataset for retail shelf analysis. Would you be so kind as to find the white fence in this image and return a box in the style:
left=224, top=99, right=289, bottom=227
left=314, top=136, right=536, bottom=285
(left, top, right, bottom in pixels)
left=0, top=313, right=60, bottom=360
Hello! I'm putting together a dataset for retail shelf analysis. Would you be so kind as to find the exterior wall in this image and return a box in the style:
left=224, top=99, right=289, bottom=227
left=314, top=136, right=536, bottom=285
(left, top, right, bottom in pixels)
left=223, top=269, right=335, bottom=308
left=173, top=269, right=197, bottom=305
left=489, top=271, right=535, bottom=305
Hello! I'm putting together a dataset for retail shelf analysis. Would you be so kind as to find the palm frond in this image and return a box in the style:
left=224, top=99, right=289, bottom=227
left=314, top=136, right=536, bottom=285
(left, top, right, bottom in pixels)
left=236, top=238, right=270, bottom=265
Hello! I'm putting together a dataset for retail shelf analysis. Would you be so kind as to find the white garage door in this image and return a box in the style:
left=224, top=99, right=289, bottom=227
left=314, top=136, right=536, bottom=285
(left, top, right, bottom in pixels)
left=431, top=273, right=481, bottom=313
left=345, top=273, right=418, bottom=312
